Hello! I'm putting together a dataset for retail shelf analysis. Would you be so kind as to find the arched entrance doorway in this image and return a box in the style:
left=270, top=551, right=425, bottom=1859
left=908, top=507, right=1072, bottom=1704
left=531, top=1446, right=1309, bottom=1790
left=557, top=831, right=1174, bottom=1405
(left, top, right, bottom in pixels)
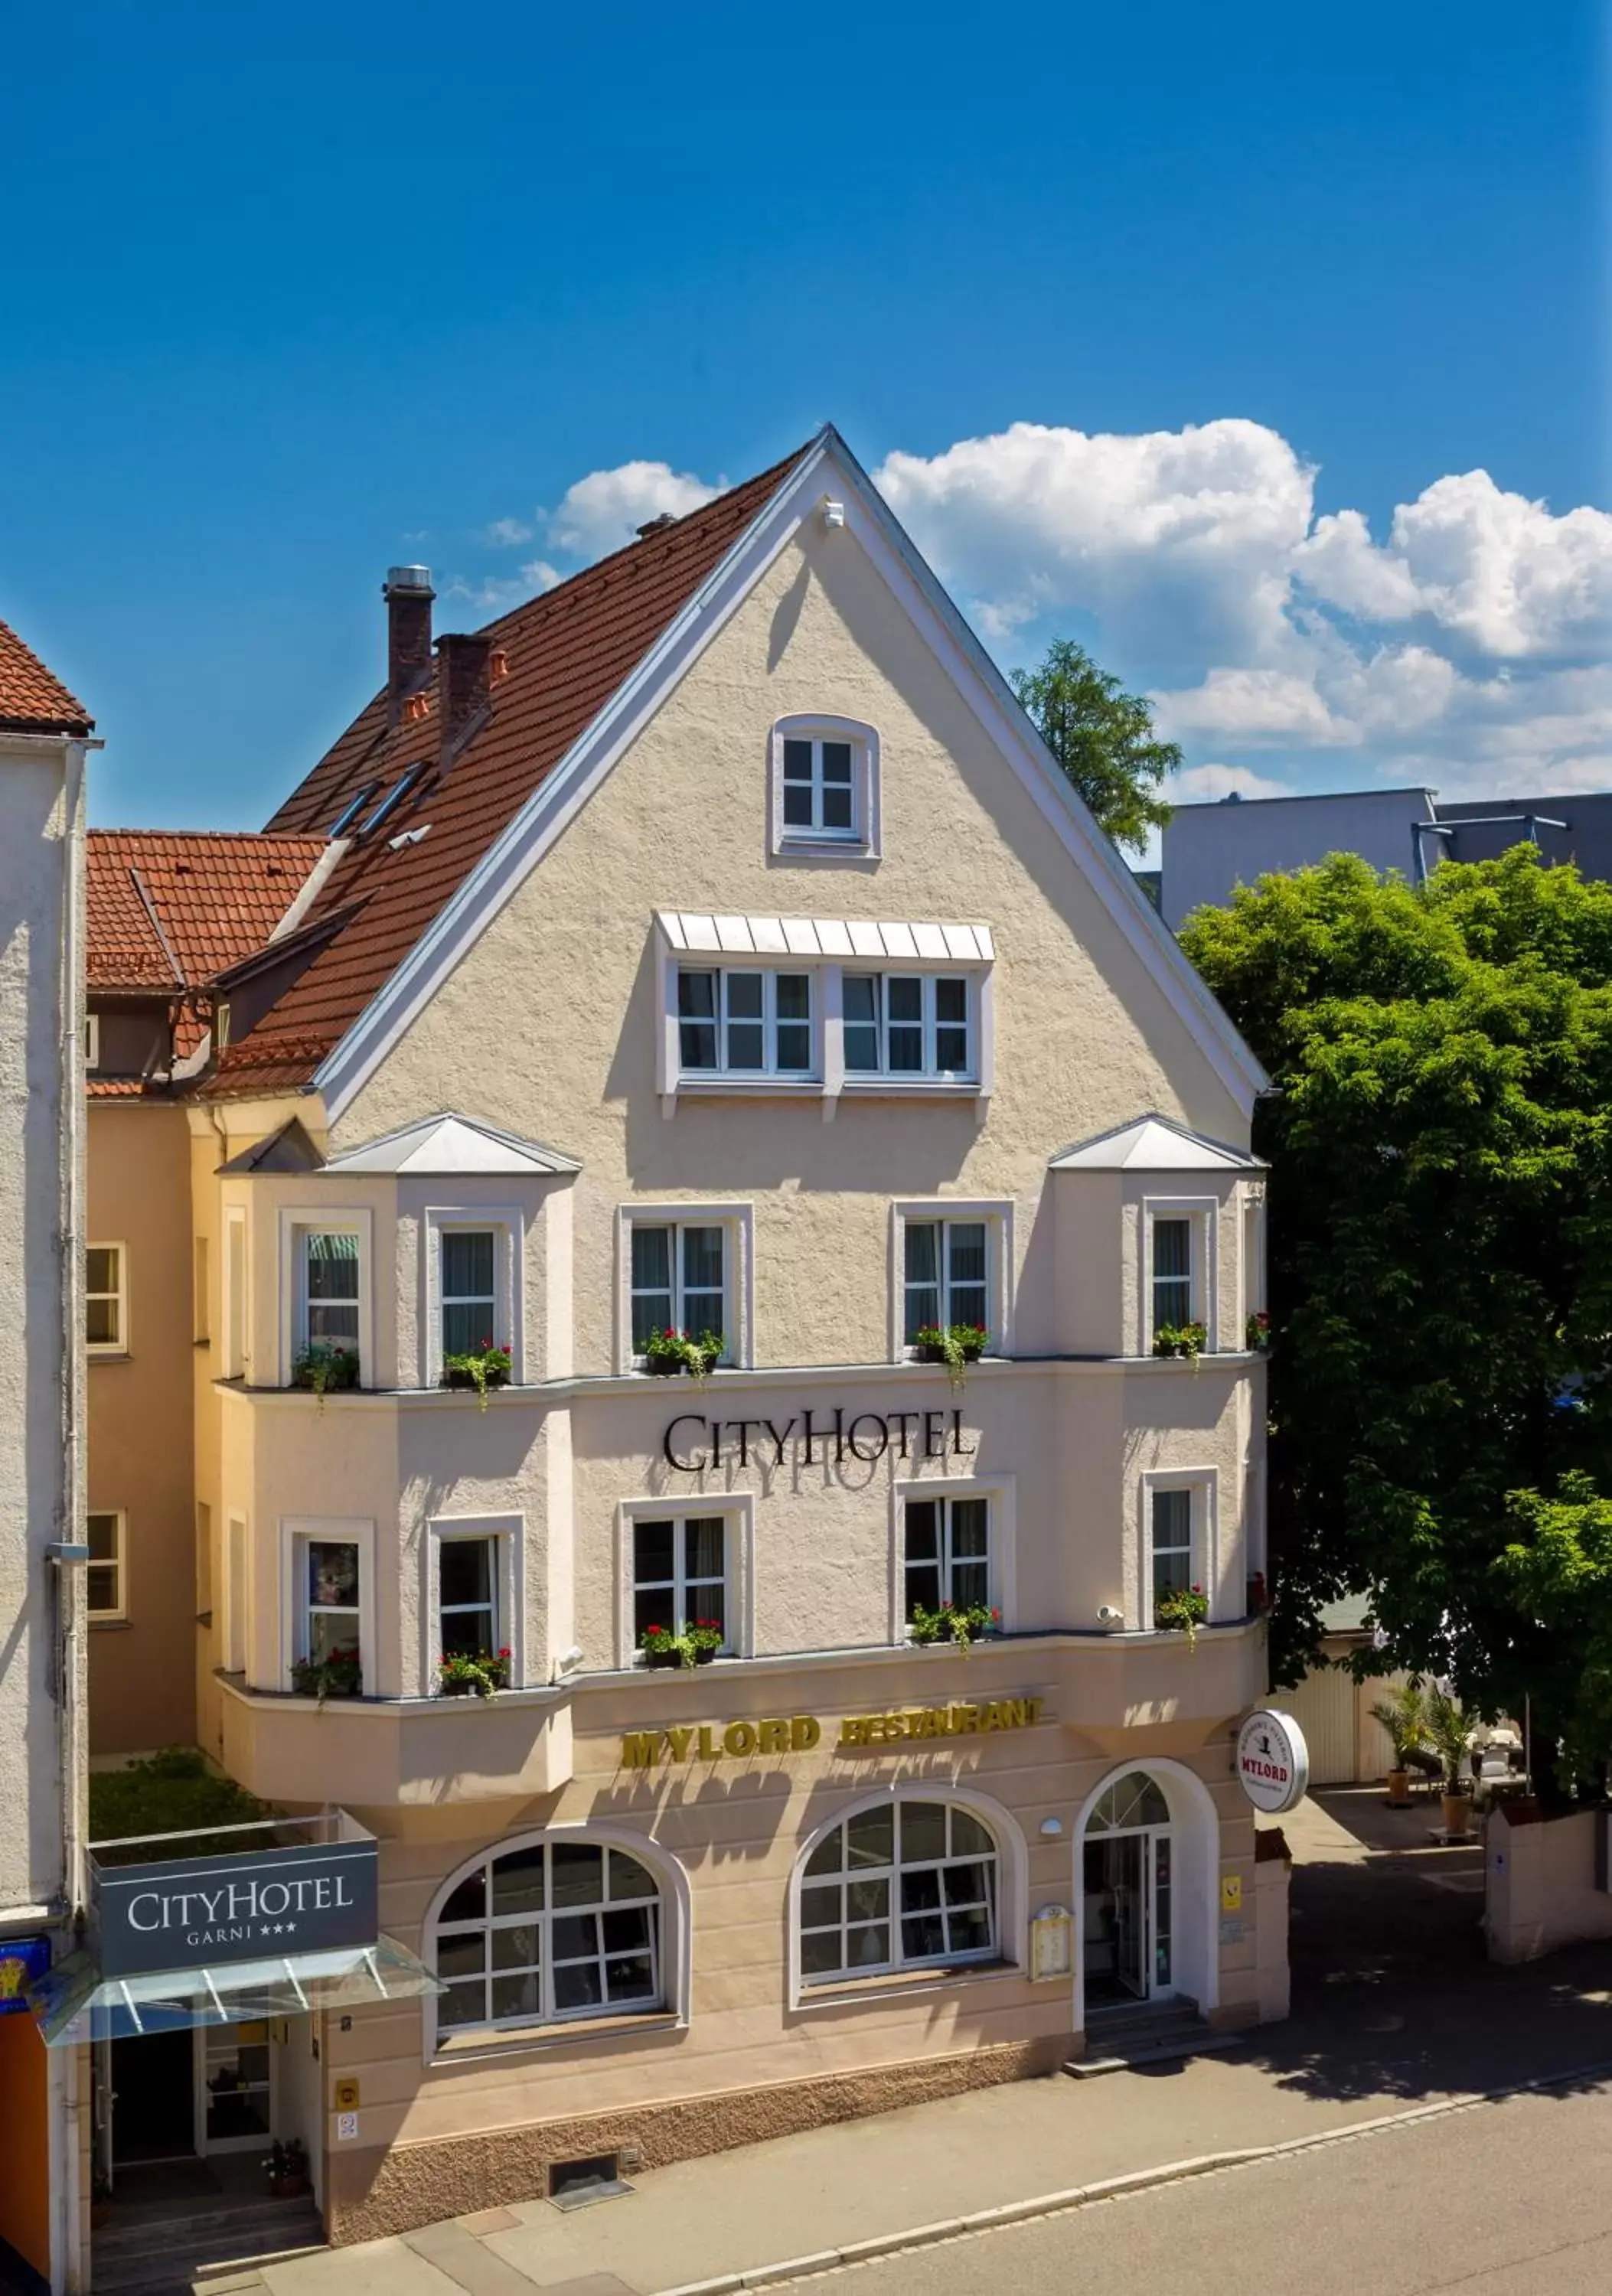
left=1075, top=1760, right=1219, bottom=2030
left=1082, top=1771, right=1173, bottom=2006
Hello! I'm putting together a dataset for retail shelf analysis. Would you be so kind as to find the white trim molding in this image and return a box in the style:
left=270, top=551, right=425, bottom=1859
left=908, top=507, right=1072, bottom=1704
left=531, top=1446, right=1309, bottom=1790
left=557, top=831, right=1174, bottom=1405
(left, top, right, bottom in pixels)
left=613, top=1491, right=756, bottom=1668
left=614, top=1201, right=755, bottom=1374
left=888, top=1199, right=1014, bottom=1362
left=768, top=713, right=881, bottom=859
left=312, top=427, right=1264, bottom=1127
left=889, top=1470, right=1017, bottom=1642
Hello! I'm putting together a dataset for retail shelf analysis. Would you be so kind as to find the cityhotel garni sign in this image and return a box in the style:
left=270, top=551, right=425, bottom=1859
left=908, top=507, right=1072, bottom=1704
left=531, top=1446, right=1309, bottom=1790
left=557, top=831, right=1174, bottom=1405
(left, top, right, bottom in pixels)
left=96, top=1837, right=380, bottom=1978
left=663, top=1404, right=975, bottom=1473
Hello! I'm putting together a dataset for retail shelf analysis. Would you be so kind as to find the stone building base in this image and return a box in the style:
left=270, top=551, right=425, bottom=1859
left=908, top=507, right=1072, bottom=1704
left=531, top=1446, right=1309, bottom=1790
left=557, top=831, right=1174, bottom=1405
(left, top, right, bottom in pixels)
left=327, top=2035, right=1071, bottom=2245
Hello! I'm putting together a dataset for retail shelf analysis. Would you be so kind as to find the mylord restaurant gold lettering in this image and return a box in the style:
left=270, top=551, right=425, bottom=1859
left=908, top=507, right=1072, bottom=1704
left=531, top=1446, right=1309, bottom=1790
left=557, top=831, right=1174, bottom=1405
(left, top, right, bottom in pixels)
left=664, top=1407, right=975, bottom=1474
left=621, top=1700, right=1046, bottom=1768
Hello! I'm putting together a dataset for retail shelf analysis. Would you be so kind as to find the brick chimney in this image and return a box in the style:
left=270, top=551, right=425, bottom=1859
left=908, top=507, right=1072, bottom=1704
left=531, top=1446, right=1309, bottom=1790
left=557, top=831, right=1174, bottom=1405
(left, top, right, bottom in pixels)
left=383, top=566, right=434, bottom=726
left=435, top=633, right=494, bottom=764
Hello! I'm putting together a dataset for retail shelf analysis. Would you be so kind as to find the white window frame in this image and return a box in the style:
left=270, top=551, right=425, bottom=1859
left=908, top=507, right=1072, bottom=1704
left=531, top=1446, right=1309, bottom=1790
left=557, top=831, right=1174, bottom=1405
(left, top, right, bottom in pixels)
left=224, top=1208, right=249, bottom=1380
left=86, top=1242, right=127, bottom=1357
left=615, top=1203, right=753, bottom=1373
left=423, top=1207, right=524, bottom=1387
left=224, top=1510, right=250, bottom=1674
left=280, top=1516, right=377, bottom=1694
left=1240, top=1189, right=1266, bottom=1332
left=768, top=714, right=880, bottom=858
left=1142, top=1198, right=1216, bottom=1354
left=654, top=936, right=994, bottom=1118
left=788, top=1784, right=1028, bottom=2013
left=889, top=1472, right=1016, bottom=1642
left=1138, top=1469, right=1217, bottom=1632
left=278, top=1208, right=374, bottom=1388
left=672, top=963, right=820, bottom=1084
left=426, top=1514, right=524, bottom=1692
left=423, top=1823, right=693, bottom=2060
left=842, top=972, right=977, bottom=1085
left=615, top=1493, right=754, bottom=1668
left=86, top=1508, right=127, bottom=1623
left=84, top=1013, right=100, bottom=1070
left=889, top=1200, right=1013, bottom=1359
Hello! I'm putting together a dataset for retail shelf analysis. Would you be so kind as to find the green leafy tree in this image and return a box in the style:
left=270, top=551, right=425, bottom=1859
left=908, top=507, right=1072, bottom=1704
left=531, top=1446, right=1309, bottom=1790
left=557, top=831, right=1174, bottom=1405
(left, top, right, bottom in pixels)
left=1493, top=1476, right=1612, bottom=1782
left=1008, top=639, right=1180, bottom=855
left=1180, top=848, right=1612, bottom=1797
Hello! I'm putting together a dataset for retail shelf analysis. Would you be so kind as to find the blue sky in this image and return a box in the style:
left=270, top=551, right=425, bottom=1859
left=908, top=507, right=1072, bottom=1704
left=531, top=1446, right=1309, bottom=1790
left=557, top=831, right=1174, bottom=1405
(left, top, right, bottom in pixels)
left=2, top=1, right=1604, bottom=830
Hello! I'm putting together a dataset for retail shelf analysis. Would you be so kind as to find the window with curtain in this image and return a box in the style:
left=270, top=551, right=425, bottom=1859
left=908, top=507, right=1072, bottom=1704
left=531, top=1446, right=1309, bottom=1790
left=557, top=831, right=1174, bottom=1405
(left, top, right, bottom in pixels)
left=844, top=975, right=971, bottom=1078
left=439, top=1534, right=499, bottom=1659
left=1150, top=1487, right=1193, bottom=1616
left=629, top=1222, right=726, bottom=1355
left=632, top=1516, right=728, bottom=1649
left=903, top=1218, right=988, bottom=1341
left=302, top=1230, right=360, bottom=1349
left=676, top=968, right=814, bottom=1077
left=904, top=1496, right=990, bottom=1620
left=301, top=1538, right=361, bottom=1662
left=433, top=1838, right=663, bottom=2033
left=798, top=1799, right=998, bottom=1983
left=441, top=1229, right=497, bottom=1358
left=1150, top=1217, right=1193, bottom=1334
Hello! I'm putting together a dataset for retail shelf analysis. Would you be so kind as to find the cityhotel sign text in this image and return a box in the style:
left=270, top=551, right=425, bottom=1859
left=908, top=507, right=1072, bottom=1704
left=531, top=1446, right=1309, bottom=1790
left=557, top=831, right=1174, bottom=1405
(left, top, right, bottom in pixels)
left=96, top=1837, right=380, bottom=1978
left=664, top=1405, right=975, bottom=1473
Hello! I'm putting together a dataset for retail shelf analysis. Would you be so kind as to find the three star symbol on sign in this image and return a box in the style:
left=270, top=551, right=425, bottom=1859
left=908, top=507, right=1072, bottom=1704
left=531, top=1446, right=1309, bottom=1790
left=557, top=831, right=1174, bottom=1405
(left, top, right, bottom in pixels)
left=256, top=1921, right=299, bottom=1936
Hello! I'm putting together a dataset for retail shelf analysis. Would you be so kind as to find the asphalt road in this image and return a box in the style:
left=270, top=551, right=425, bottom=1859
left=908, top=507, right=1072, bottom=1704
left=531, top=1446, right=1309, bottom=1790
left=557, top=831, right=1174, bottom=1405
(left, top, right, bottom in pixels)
left=804, top=2081, right=1612, bottom=2295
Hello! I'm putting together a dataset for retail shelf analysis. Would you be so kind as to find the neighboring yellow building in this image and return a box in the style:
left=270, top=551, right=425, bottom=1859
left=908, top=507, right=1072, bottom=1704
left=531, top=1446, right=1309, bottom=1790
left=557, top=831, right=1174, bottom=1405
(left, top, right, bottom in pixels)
left=73, top=428, right=1277, bottom=2266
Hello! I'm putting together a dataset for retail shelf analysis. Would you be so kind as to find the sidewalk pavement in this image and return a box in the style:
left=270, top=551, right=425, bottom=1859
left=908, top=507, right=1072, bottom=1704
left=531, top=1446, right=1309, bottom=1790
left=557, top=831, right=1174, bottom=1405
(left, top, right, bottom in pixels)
left=239, top=1942, right=1612, bottom=2296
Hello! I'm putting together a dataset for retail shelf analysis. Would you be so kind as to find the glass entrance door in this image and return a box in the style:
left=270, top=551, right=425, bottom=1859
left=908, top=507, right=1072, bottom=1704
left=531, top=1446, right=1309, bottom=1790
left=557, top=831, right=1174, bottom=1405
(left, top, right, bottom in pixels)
left=197, top=2021, right=272, bottom=2153
left=1082, top=1770, right=1176, bottom=2011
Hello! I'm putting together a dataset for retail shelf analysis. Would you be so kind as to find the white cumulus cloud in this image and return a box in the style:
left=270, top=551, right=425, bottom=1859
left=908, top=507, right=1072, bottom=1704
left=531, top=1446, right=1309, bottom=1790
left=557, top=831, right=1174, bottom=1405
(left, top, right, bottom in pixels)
left=546, top=461, right=721, bottom=559
left=1173, top=764, right=1298, bottom=802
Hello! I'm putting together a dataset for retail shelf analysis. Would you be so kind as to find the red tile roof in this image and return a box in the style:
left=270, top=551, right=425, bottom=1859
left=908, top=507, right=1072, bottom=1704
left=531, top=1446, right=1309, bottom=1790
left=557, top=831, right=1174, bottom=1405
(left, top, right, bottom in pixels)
left=204, top=443, right=809, bottom=1095
left=0, top=615, right=92, bottom=735
left=88, top=830, right=328, bottom=993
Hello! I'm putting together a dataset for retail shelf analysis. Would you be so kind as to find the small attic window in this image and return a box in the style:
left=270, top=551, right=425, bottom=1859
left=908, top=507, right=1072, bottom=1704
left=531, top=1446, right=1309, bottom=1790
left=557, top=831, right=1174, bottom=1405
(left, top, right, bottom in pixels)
left=331, top=782, right=379, bottom=837
left=362, top=765, right=428, bottom=839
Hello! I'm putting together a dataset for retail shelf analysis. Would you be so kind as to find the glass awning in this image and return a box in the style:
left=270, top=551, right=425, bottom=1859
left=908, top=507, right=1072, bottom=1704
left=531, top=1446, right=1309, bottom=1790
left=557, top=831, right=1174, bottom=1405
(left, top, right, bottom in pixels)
left=30, top=1933, right=442, bottom=2045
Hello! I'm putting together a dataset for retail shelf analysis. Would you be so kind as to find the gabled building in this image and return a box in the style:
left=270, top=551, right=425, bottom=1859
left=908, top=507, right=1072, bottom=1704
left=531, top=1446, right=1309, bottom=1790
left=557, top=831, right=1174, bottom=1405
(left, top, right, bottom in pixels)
left=0, top=616, right=93, bottom=2296
left=70, top=429, right=1281, bottom=2264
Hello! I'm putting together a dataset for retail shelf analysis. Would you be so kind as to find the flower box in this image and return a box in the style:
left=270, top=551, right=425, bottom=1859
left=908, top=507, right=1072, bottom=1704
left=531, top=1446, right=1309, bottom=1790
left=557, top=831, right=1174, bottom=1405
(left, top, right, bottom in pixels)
left=444, top=1364, right=509, bottom=1392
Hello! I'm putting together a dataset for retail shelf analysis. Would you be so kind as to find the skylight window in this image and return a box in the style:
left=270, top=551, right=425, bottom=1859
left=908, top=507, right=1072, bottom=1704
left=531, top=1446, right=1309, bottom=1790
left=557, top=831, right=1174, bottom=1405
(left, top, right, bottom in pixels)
left=361, top=765, right=427, bottom=838
left=330, top=782, right=379, bottom=837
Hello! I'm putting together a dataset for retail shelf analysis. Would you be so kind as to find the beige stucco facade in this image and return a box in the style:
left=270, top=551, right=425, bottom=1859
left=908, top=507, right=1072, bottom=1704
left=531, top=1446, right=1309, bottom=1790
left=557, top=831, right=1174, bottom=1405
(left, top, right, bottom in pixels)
left=88, top=463, right=1281, bottom=2249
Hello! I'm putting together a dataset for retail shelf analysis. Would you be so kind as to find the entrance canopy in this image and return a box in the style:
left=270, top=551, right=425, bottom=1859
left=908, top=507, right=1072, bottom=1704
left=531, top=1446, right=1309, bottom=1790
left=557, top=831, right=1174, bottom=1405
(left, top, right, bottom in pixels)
left=30, top=1934, right=441, bottom=2045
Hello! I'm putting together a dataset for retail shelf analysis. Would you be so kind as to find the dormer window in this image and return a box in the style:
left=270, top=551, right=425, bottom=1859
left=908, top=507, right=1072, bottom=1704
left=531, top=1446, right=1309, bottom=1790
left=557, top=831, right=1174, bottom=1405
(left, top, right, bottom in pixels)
left=769, top=716, right=879, bottom=858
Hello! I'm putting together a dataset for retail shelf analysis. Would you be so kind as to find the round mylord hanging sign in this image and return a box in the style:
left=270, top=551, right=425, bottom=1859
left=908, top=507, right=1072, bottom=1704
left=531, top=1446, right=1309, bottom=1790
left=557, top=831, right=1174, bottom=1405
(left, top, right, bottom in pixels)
left=1235, top=1709, right=1310, bottom=1814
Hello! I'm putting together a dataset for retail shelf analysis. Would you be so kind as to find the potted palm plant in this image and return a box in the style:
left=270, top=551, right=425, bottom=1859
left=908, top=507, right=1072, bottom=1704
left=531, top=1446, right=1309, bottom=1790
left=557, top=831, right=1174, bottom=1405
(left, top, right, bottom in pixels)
left=1369, top=1681, right=1429, bottom=1808
left=1424, top=1685, right=1474, bottom=1839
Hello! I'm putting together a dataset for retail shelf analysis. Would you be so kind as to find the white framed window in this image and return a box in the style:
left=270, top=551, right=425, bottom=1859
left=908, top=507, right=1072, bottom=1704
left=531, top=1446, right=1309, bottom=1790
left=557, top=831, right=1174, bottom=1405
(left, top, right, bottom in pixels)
left=797, top=1798, right=999, bottom=1986
left=844, top=974, right=974, bottom=1082
left=426, top=1514, right=524, bottom=1691
left=86, top=1510, right=126, bottom=1621
left=281, top=1517, right=376, bottom=1691
left=676, top=966, right=816, bottom=1081
left=903, top=1493, right=990, bottom=1623
left=1139, top=1472, right=1216, bottom=1630
left=617, top=1205, right=752, bottom=1371
left=890, top=1202, right=1011, bottom=1359
left=431, top=1835, right=665, bottom=2037
left=1143, top=1199, right=1215, bottom=1352
left=616, top=1494, right=753, bottom=1665
left=224, top=1511, right=249, bottom=1673
left=86, top=1244, right=126, bottom=1355
left=423, top=1208, right=523, bottom=1384
left=83, top=1013, right=100, bottom=1070
left=224, top=1208, right=248, bottom=1380
left=769, top=715, right=879, bottom=857
left=1241, top=1192, right=1265, bottom=1329
left=279, top=1209, right=373, bottom=1386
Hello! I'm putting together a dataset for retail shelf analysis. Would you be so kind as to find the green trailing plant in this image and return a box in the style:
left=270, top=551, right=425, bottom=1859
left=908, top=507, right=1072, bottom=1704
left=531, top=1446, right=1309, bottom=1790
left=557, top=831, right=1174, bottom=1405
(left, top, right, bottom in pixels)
left=642, top=1327, right=726, bottom=1382
left=437, top=1645, right=512, bottom=1698
left=289, top=1643, right=363, bottom=1702
left=1369, top=1681, right=1431, bottom=1768
left=1152, top=1321, right=1208, bottom=1364
left=1245, top=1309, right=1272, bottom=1354
left=912, top=1323, right=988, bottom=1386
left=442, top=1339, right=511, bottom=1410
left=909, top=1599, right=1000, bottom=1653
left=638, top=1619, right=724, bottom=1669
left=1155, top=1583, right=1210, bottom=1647
left=291, top=1341, right=360, bottom=1396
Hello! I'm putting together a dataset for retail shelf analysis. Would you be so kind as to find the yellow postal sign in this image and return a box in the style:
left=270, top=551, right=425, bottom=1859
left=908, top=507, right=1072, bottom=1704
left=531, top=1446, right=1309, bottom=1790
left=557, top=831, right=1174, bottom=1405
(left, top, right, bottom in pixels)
left=622, top=1697, right=1047, bottom=1769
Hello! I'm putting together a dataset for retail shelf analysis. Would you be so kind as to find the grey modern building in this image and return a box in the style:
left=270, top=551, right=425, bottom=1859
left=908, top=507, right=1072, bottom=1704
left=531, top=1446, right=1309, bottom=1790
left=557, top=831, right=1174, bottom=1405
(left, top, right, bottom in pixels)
left=1160, top=786, right=1612, bottom=931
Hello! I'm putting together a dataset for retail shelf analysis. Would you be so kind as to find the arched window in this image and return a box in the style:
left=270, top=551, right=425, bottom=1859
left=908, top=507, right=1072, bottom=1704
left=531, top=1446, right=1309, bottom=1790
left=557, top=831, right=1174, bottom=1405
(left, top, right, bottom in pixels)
left=432, top=1837, right=664, bottom=2033
left=798, top=1799, right=998, bottom=1984
left=1088, top=1771, right=1170, bottom=1833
